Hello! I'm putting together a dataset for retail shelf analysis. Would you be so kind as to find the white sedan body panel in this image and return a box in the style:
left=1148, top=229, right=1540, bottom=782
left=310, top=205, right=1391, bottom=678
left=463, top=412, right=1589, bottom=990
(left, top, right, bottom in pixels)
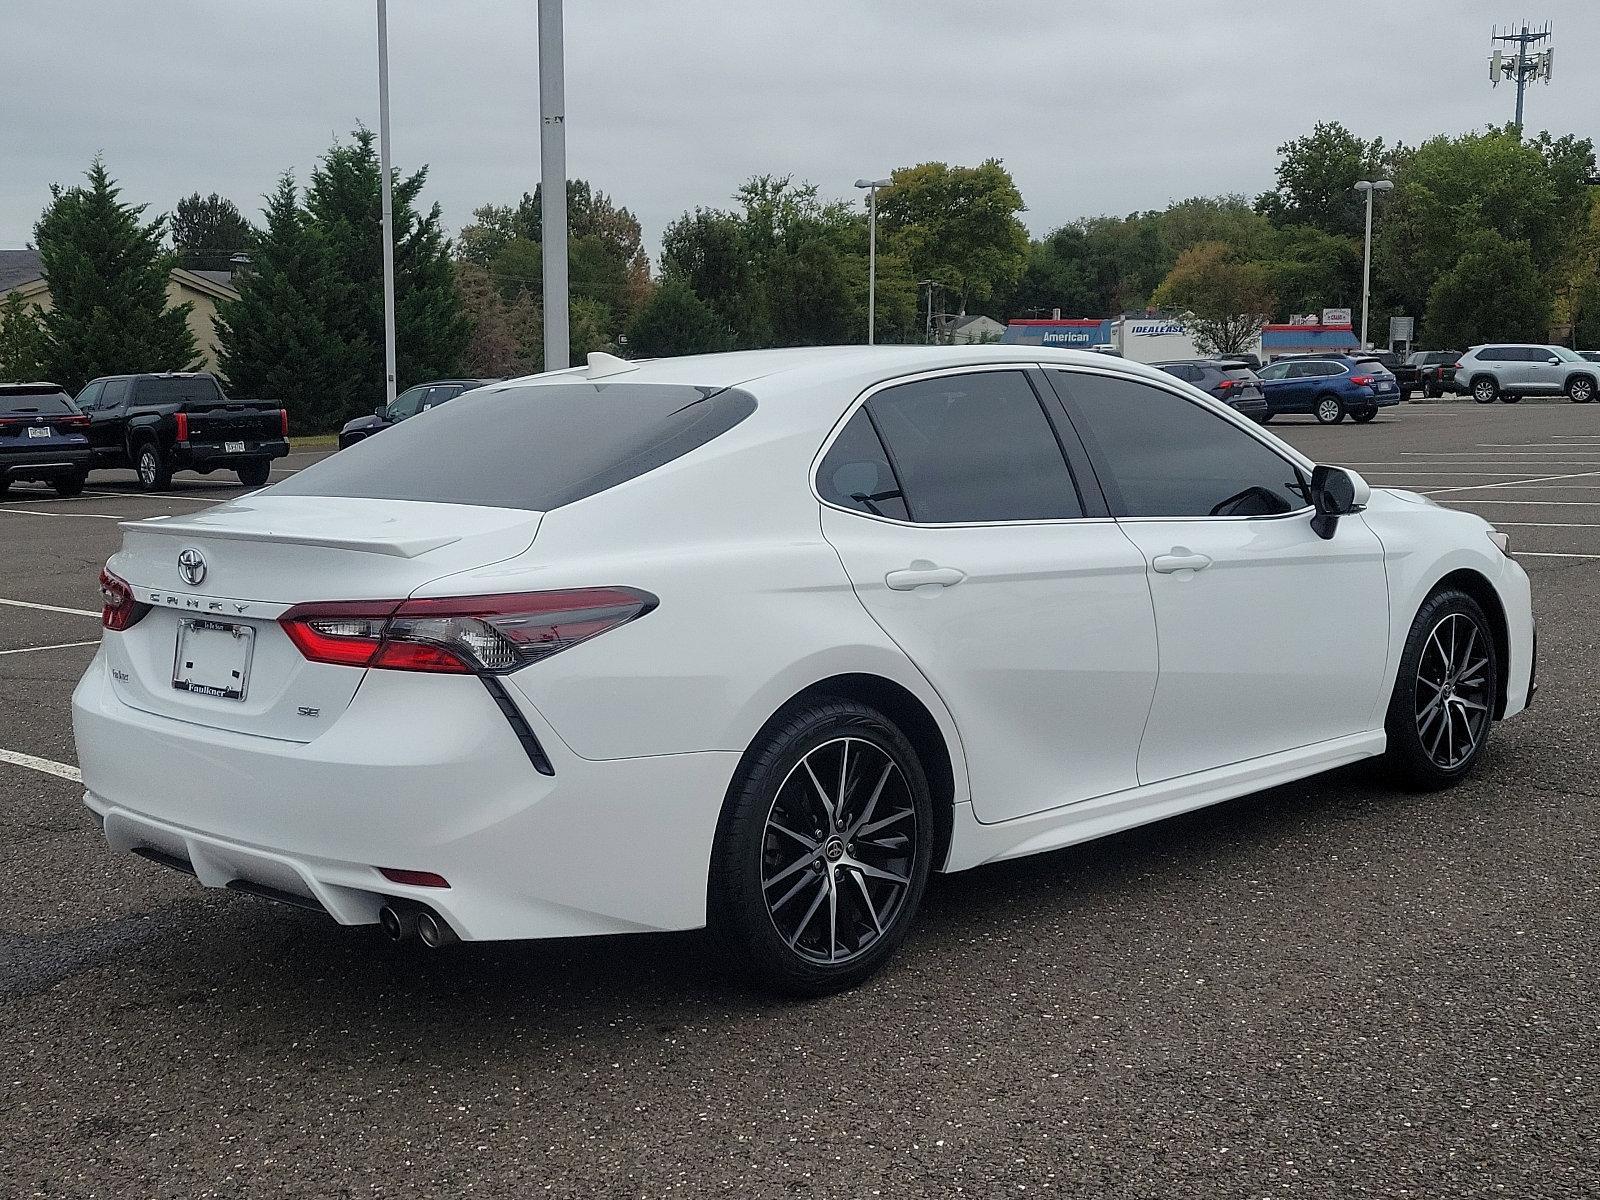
left=69, top=346, right=1535, bottom=943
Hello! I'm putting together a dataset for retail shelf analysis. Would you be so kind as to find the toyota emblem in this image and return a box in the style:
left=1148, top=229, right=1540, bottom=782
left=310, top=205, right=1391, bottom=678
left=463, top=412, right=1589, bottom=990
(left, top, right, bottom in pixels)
left=177, top=548, right=207, bottom=586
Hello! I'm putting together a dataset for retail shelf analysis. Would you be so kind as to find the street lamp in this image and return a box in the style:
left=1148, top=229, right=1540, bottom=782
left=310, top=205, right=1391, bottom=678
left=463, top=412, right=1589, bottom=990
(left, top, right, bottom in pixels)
left=1353, top=179, right=1393, bottom=349
left=538, top=0, right=569, bottom=370
left=375, top=0, right=398, bottom=403
left=855, top=178, right=891, bottom=345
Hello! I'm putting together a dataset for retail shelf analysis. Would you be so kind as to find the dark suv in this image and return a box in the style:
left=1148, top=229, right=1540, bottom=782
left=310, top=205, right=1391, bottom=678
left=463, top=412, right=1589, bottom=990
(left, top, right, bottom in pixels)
left=1151, top=359, right=1268, bottom=420
left=1255, top=354, right=1401, bottom=424
left=0, top=382, right=92, bottom=496
left=338, top=379, right=498, bottom=449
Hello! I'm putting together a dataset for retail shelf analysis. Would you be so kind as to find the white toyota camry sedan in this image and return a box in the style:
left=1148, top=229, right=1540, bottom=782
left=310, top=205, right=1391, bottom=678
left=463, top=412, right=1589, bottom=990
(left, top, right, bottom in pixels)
left=72, top=346, right=1535, bottom=993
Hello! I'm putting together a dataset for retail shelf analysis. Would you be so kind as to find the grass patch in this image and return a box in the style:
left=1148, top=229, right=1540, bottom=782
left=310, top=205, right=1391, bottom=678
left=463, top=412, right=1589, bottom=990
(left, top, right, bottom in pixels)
left=290, top=434, right=340, bottom=451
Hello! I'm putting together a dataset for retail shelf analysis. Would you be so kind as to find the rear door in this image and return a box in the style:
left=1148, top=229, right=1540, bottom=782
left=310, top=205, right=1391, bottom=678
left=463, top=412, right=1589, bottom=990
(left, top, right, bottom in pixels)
left=1046, top=368, right=1390, bottom=783
left=818, top=366, right=1159, bottom=823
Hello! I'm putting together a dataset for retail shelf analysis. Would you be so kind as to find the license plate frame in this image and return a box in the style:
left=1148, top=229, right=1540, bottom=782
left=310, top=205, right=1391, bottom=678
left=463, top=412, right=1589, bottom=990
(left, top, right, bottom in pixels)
left=224, top=440, right=246, bottom=454
left=171, top=618, right=255, bottom=702
left=26, top=425, right=50, bottom=439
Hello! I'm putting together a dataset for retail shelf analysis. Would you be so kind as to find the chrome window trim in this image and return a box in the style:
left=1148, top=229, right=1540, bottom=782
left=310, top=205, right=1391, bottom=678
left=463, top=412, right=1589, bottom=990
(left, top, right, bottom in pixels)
left=810, top=362, right=1110, bottom=529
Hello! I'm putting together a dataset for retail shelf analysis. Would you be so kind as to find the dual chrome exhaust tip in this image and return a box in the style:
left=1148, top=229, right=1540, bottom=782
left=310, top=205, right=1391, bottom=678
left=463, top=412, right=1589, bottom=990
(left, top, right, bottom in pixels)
left=379, top=901, right=458, bottom=948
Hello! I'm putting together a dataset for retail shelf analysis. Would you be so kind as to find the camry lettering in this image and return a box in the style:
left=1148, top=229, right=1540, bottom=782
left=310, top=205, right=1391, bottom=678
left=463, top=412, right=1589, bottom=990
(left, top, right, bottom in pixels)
left=144, top=592, right=252, bottom=615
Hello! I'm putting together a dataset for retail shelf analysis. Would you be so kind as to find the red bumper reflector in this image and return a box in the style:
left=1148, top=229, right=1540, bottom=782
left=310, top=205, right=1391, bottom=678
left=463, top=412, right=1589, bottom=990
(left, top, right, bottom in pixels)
left=378, top=867, right=451, bottom=889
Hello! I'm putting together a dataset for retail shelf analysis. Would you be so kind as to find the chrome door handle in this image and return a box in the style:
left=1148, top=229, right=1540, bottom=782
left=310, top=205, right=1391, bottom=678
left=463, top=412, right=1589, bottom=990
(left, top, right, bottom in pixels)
left=885, top=562, right=966, bottom=590
left=1152, top=551, right=1212, bottom=574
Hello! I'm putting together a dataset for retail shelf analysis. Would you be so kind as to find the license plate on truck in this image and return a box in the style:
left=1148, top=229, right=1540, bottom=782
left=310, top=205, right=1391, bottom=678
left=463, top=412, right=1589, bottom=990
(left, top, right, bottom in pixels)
left=225, top=440, right=246, bottom=454
left=172, top=619, right=255, bottom=701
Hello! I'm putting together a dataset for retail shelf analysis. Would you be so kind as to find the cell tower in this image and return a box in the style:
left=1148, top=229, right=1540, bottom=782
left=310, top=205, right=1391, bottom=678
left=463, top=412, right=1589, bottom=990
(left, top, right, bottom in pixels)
left=1489, top=21, right=1554, bottom=131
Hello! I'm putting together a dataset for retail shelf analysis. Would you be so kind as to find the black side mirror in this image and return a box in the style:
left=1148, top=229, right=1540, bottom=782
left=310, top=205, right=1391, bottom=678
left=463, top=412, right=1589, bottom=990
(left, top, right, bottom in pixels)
left=1309, top=464, right=1365, bottom=540
left=375, top=405, right=387, bottom=418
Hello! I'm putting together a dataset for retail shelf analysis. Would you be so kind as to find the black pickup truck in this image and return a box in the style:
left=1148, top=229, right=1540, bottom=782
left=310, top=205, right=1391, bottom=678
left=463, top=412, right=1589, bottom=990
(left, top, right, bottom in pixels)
left=73, top=372, right=289, bottom=491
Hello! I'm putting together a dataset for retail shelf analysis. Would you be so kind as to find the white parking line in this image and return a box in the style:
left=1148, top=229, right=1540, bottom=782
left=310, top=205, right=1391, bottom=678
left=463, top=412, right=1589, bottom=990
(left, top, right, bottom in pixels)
left=0, top=507, right=124, bottom=519
left=1421, top=470, right=1600, bottom=496
left=1483, top=521, right=1600, bottom=528
left=1443, top=498, right=1600, bottom=506
left=0, top=747, right=81, bottom=783
left=1516, top=551, right=1600, bottom=560
left=0, top=596, right=100, bottom=617
left=0, top=639, right=100, bottom=656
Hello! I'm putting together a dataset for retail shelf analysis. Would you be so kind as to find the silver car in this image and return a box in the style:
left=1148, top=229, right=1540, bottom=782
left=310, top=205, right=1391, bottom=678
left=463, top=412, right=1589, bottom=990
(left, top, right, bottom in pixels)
left=1454, top=344, right=1599, bottom=404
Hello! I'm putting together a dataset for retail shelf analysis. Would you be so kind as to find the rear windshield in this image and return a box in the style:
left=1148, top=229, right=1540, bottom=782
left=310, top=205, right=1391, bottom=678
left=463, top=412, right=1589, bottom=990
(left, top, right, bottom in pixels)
left=273, top=382, right=758, bottom=511
left=1423, top=351, right=1457, bottom=364
left=1221, top=365, right=1256, bottom=380
left=0, top=391, right=73, bottom=415
left=1354, top=358, right=1391, bottom=374
left=133, top=376, right=224, bottom=404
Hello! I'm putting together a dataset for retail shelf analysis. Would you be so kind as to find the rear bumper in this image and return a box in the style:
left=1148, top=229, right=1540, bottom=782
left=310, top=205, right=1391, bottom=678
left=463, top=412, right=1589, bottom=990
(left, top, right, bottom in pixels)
left=174, top=438, right=290, bottom=470
left=1224, top=395, right=1268, bottom=417
left=71, top=653, right=737, bottom=941
left=2, top=445, right=92, bottom=478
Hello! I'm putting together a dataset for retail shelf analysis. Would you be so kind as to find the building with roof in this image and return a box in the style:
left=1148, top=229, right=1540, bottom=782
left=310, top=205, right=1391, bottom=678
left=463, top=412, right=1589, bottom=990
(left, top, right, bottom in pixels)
left=0, top=249, right=239, bottom=373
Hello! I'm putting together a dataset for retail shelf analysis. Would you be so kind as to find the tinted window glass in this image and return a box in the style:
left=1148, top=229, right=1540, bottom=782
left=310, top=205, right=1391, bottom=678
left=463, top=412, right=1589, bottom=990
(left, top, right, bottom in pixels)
left=865, top=371, right=1081, bottom=523
left=101, top=379, right=130, bottom=409
left=1480, top=347, right=1510, bottom=362
left=817, top=408, right=909, bottom=521
left=273, top=382, right=757, bottom=512
left=132, top=376, right=224, bottom=404
left=0, top=389, right=73, bottom=415
left=1221, top=366, right=1256, bottom=381
left=387, top=385, right=430, bottom=420
left=1354, top=358, right=1390, bottom=375
left=1257, top=362, right=1289, bottom=380
left=76, top=381, right=104, bottom=410
left=1051, top=371, right=1306, bottom=518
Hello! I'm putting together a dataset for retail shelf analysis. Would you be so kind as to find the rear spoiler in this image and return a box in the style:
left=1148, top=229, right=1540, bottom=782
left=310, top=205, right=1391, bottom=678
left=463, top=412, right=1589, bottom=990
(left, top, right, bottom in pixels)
left=119, top=516, right=458, bottom=559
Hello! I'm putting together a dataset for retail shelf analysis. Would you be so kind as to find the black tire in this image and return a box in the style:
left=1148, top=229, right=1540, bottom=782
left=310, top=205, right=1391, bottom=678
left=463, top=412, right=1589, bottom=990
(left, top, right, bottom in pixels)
left=1351, top=407, right=1378, bottom=424
left=236, top=459, right=271, bottom=487
left=1313, top=394, right=1345, bottom=424
left=1471, top=377, right=1499, bottom=404
left=1567, top=375, right=1596, bottom=404
left=709, top=698, right=935, bottom=996
left=135, top=441, right=171, bottom=492
left=1384, top=588, right=1499, bottom=791
left=1400, top=387, right=1414, bottom=401
left=53, top=472, right=87, bottom=498
left=0, top=479, right=10, bottom=498
left=1256, top=412, right=1273, bottom=424
left=1500, top=394, right=1521, bottom=404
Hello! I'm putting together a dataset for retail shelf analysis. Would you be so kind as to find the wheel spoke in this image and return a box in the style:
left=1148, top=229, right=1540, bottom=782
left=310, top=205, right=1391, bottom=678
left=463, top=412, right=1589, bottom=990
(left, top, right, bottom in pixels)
left=847, top=762, right=895, bottom=839
left=825, top=872, right=839, bottom=961
left=768, top=821, right=818, bottom=851
left=769, top=870, right=815, bottom=913
left=765, top=848, right=821, bottom=891
left=853, top=861, right=910, bottom=886
left=850, top=870, right=883, bottom=936
left=858, top=807, right=913, bottom=839
left=787, top=877, right=829, bottom=949
left=1455, top=695, right=1488, bottom=713
left=837, top=740, right=851, bottom=824
left=801, top=758, right=837, bottom=826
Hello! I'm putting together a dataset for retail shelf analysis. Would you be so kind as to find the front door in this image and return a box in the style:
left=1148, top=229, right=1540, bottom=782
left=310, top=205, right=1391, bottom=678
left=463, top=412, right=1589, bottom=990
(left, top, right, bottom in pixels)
left=1045, top=367, right=1391, bottom=783
left=817, top=366, right=1159, bottom=823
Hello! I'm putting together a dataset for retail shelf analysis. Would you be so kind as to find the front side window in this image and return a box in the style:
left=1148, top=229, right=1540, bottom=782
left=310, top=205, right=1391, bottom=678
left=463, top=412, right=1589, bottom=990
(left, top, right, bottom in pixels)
left=76, top=381, right=105, bottom=410
left=386, top=385, right=430, bottom=420
left=1257, top=362, right=1290, bottom=380
left=863, top=371, right=1082, bottom=523
left=1050, top=371, right=1306, bottom=519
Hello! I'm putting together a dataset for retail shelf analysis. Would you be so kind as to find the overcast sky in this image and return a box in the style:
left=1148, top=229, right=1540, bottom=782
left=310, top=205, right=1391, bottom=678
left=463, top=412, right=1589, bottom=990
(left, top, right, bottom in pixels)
left=2, top=1, right=1596, bottom=261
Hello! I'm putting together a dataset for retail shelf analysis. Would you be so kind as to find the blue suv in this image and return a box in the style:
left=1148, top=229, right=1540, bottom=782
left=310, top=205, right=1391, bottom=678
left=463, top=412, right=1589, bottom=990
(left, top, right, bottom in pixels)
left=1254, top=354, right=1401, bottom=424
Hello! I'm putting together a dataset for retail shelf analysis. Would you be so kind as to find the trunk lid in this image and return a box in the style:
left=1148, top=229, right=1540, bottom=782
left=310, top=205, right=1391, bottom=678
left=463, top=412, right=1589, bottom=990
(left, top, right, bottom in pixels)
left=104, top=495, right=541, bottom=741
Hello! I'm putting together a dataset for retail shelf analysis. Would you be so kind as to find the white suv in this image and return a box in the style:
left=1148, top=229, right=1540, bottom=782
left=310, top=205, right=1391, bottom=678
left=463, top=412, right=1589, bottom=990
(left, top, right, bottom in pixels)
left=1454, top=344, right=1599, bottom=404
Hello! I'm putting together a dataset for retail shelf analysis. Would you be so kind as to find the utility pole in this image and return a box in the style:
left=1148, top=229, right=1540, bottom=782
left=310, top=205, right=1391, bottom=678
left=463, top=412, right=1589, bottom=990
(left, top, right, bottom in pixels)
left=538, top=0, right=569, bottom=370
left=375, top=0, right=398, bottom=404
left=1489, top=22, right=1553, bottom=133
left=854, top=178, right=890, bottom=345
left=1353, top=179, right=1392, bottom=349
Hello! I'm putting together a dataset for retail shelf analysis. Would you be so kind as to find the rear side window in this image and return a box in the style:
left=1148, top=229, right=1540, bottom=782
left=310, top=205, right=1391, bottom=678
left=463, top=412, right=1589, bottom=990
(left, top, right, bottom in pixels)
left=1480, top=347, right=1511, bottom=362
left=1050, top=371, right=1306, bottom=519
left=816, top=409, right=909, bottom=521
left=863, top=370, right=1082, bottom=523
left=273, top=382, right=757, bottom=512
left=1354, top=358, right=1390, bottom=374
left=132, top=376, right=224, bottom=404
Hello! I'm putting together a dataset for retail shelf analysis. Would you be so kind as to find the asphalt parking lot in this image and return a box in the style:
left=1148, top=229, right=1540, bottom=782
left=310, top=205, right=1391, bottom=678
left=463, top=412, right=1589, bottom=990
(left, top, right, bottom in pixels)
left=2, top=409, right=1597, bottom=1198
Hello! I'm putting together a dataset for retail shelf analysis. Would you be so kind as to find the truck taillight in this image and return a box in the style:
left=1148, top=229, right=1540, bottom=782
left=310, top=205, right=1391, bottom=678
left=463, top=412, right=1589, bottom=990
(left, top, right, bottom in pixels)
left=279, top=588, right=657, bottom=674
left=279, top=409, right=289, bottom=438
left=100, top=567, right=151, bottom=632
left=174, top=412, right=189, bottom=441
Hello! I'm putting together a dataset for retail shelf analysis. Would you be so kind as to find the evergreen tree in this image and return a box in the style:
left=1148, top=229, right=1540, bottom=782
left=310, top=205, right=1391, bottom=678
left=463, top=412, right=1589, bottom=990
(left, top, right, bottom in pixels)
left=34, top=160, right=197, bottom=392
left=626, top=278, right=733, bottom=357
left=216, top=175, right=355, bottom=433
left=171, top=193, right=255, bottom=273
left=0, top=294, right=45, bottom=382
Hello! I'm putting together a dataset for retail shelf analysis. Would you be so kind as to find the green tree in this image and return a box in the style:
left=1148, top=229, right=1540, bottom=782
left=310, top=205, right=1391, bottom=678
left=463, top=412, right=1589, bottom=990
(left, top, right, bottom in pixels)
left=215, top=175, right=354, bottom=433
left=1424, top=231, right=1550, bottom=348
left=0, top=294, right=45, bottom=382
left=455, top=261, right=539, bottom=377
left=660, top=208, right=759, bottom=337
left=877, top=160, right=1029, bottom=310
left=33, top=160, right=197, bottom=392
left=1573, top=273, right=1600, bottom=349
left=170, top=192, right=254, bottom=273
left=1256, top=121, right=1388, bottom=240
left=1259, top=224, right=1361, bottom=317
left=1151, top=241, right=1276, bottom=356
left=626, top=278, right=733, bottom=357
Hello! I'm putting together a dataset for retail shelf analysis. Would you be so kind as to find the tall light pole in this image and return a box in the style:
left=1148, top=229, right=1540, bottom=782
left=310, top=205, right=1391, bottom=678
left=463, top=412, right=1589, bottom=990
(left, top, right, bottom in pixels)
left=539, top=0, right=570, bottom=370
left=1353, top=179, right=1392, bottom=349
left=855, top=178, right=890, bottom=344
left=375, top=0, right=398, bottom=404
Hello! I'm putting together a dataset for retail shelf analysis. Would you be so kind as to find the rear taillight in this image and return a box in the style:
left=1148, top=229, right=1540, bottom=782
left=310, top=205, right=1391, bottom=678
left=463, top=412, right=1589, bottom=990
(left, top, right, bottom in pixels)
left=1350, top=374, right=1374, bottom=386
left=61, top=415, right=89, bottom=428
left=100, top=567, right=151, bottom=632
left=279, top=409, right=289, bottom=438
left=174, top=412, right=189, bottom=441
left=1216, top=379, right=1237, bottom=391
left=279, top=588, right=657, bottom=674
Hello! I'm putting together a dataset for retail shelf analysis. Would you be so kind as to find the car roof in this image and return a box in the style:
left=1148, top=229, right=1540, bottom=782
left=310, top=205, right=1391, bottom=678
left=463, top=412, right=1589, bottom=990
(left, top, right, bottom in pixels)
left=0, top=381, right=68, bottom=394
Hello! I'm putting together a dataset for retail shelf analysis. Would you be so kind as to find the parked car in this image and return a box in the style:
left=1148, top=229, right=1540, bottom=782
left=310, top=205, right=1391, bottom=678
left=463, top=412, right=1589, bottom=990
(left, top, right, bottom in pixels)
left=1363, top=350, right=1402, bottom=376
left=1452, top=345, right=1600, bottom=404
left=337, top=379, right=498, bottom=449
left=1579, top=351, right=1600, bottom=364
left=74, top=372, right=289, bottom=491
left=1397, top=350, right=1463, bottom=399
left=1254, top=354, right=1401, bottom=423
left=1152, top=358, right=1268, bottom=420
left=74, top=346, right=1534, bottom=994
left=0, top=382, right=92, bottom=497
